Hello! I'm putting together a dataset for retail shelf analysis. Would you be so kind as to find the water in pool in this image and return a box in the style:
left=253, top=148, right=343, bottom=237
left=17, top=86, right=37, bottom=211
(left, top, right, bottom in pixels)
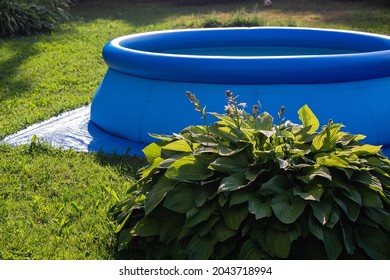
left=161, top=46, right=360, bottom=56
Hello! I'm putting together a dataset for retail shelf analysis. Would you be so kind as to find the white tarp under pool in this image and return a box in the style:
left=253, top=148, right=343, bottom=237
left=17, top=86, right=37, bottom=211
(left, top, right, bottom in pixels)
left=1, top=105, right=146, bottom=156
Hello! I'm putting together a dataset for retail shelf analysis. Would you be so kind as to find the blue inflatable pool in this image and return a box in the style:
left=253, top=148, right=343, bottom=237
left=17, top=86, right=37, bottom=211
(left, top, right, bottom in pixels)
left=90, top=27, right=390, bottom=147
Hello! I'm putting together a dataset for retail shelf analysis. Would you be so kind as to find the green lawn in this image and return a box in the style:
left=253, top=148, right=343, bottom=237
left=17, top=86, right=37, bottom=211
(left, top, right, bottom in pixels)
left=1, top=0, right=389, bottom=259
left=0, top=143, right=145, bottom=259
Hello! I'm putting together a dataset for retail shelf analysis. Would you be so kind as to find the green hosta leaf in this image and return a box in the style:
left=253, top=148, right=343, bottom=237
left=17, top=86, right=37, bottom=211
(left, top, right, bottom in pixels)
left=326, top=205, right=340, bottom=229
left=185, top=203, right=213, bottom=227
left=217, top=143, right=248, bottom=156
left=165, top=154, right=212, bottom=181
left=259, top=175, right=290, bottom=196
left=341, top=168, right=354, bottom=180
left=267, top=219, right=290, bottom=231
left=248, top=196, right=272, bottom=219
left=163, top=183, right=197, bottom=213
left=195, top=186, right=209, bottom=207
left=356, top=225, right=390, bottom=259
left=367, top=156, right=388, bottom=166
left=187, top=234, right=216, bottom=260
left=264, top=228, right=292, bottom=258
left=298, top=104, right=319, bottom=133
left=256, top=112, right=274, bottom=131
left=158, top=153, right=189, bottom=169
left=163, top=139, right=193, bottom=153
left=297, top=166, right=332, bottom=183
left=294, top=125, right=317, bottom=143
left=332, top=190, right=360, bottom=222
left=337, top=133, right=357, bottom=146
left=124, top=181, right=141, bottom=194
left=339, top=185, right=362, bottom=206
left=242, top=221, right=262, bottom=239
left=364, top=208, right=390, bottom=231
left=316, top=154, right=350, bottom=168
left=112, top=194, right=145, bottom=232
left=218, top=172, right=250, bottom=192
left=271, top=194, right=307, bottom=224
left=210, top=125, right=242, bottom=143
left=309, top=201, right=333, bottom=225
left=332, top=173, right=353, bottom=192
left=291, top=146, right=311, bottom=157
left=354, top=213, right=380, bottom=227
left=111, top=195, right=135, bottom=218
left=142, top=142, right=163, bottom=163
left=359, top=188, right=383, bottom=208
left=140, top=157, right=164, bottom=180
left=239, top=239, right=266, bottom=260
left=322, top=226, right=343, bottom=259
left=185, top=125, right=208, bottom=135
left=375, top=172, right=390, bottom=188
left=221, top=205, right=248, bottom=230
left=245, top=167, right=267, bottom=182
left=380, top=192, right=390, bottom=206
left=287, top=222, right=302, bottom=242
left=209, top=153, right=249, bottom=174
left=308, top=215, right=343, bottom=259
left=211, top=112, right=239, bottom=126
left=177, top=225, right=197, bottom=241
left=312, top=132, right=327, bottom=151
left=351, top=144, right=382, bottom=156
left=115, top=210, right=133, bottom=234
left=218, top=194, right=229, bottom=207
left=312, top=122, right=343, bottom=152
left=117, top=229, right=133, bottom=252
left=187, top=126, right=218, bottom=147
left=229, top=190, right=252, bottom=207
left=354, top=134, right=367, bottom=141
left=197, top=215, right=220, bottom=236
left=308, top=214, right=324, bottom=240
left=159, top=213, right=185, bottom=243
left=145, top=177, right=176, bottom=215
left=340, top=220, right=357, bottom=255
left=372, top=167, right=390, bottom=180
left=132, top=215, right=163, bottom=237
left=258, top=129, right=276, bottom=138
left=293, top=183, right=324, bottom=201
left=274, top=144, right=285, bottom=155
left=213, top=221, right=236, bottom=242
left=351, top=171, right=383, bottom=191
left=149, top=133, right=175, bottom=142
left=278, top=130, right=295, bottom=139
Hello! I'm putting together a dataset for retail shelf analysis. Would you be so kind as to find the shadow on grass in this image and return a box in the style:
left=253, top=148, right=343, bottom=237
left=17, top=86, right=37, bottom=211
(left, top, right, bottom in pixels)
left=68, top=0, right=390, bottom=33
left=0, top=40, right=39, bottom=102
left=258, top=0, right=390, bottom=32
left=93, top=150, right=146, bottom=179
left=0, top=24, right=88, bottom=103
left=68, top=0, right=254, bottom=31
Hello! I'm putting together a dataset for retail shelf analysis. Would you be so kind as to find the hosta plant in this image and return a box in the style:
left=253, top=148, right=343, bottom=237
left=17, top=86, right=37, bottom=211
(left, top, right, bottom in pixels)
left=0, top=0, right=72, bottom=38
left=111, top=91, right=390, bottom=259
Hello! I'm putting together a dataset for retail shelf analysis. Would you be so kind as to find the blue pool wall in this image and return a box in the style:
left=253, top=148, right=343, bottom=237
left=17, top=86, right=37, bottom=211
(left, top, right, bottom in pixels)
left=90, top=27, right=390, bottom=148
left=91, top=71, right=390, bottom=145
